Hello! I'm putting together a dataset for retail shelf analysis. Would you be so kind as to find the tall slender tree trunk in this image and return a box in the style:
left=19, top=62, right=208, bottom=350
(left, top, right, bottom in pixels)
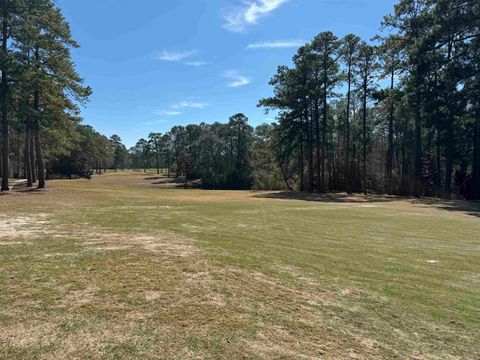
left=167, top=150, right=170, bottom=177
left=435, top=131, right=441, bottom=197
left=414, top=107, right=422, bottom=198
left=443, top=41, right=454, bottom=198
left=345, top=62, right=352, bottom=194
left=33, top=127, right=44, bottom=188
left=279, top=163, right=292, bottom=191
left=24, top=119, right=32, bottom=187
left=15, top=129, right=20, bottom=178
left=33, top=89, right=45, bottom=189
left=1, top=0, right=9, bottom=191
left=444, top=118, right=454, bottom=197
left=473, top=113, right=480, bottom=199
left=299, top=137, right=304, bottom=192
left=306, top=115, right=314, bottom=192
left=433, top=71, right=442, bottom=197
left=386, top=68, right=395, bottom=194
left=29, top=131, right=36, bottom=182
left=314, top=101, right=321, bottom=192
left=362, top=75, right=368, bottom=194
left=322, top=74, right=328, bottom=193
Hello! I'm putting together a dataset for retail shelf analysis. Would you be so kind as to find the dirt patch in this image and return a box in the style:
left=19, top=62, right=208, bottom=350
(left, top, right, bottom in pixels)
left=0, top=321, right=56, bottom=348
left=75, top=230, right=200, bottom=258
left=341, top=288, right=362, bottom=297
left=144, top=290, right=163, bottom=301
left=63, top=285, right=99, bottom=308
left=0, top=214, right=51, bottom=239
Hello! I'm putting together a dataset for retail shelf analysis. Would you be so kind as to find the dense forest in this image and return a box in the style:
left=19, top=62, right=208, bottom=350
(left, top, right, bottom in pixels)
left=1, top=0, right=479, bottom=200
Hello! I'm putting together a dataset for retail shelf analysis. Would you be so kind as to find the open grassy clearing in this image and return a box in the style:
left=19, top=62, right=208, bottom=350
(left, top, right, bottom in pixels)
left=1, top=171, right=479, bottom=359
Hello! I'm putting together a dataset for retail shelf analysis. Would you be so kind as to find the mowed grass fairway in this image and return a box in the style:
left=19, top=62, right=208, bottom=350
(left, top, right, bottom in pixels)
left=1, top=172, right=479, bottom=359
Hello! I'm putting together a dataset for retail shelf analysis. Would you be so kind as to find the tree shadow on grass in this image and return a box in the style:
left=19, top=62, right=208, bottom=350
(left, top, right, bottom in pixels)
left=146, top=177, right=203, bottom=189
left=253, top=191, right=480, bottom=218
left=144, top=175, right=170, bottom=181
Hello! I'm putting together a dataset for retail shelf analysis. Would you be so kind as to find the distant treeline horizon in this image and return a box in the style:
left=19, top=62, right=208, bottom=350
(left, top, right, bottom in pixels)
left=1, top=0, right=479, bottom=200
left=127, top=0, right=480, bottom=199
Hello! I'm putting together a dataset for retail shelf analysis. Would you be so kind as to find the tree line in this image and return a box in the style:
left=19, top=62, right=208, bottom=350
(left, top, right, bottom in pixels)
left=0, top=0, right=91, bottom=191
left=0, top=0, right=123, bottom=189
left=2, top=0, right=478, bottom=200
left=259, top=0, right=479, bottom=199
left=129, top=0, right=479, bottom=199
left=129, top=114, right=265, bottom=189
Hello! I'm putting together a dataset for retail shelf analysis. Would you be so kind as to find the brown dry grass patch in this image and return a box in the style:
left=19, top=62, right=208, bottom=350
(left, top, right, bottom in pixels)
left=0, top=218, right=384, bottom=359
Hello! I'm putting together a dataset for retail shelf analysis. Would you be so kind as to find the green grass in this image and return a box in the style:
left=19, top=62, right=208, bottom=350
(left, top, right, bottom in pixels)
left=1, top=171, right=479, bottom=359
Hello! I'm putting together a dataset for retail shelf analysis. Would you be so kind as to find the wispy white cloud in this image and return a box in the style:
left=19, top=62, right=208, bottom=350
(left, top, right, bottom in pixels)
left=155, top=100, right=210, bottom=118
left=172, top=101, right=210, bottom=109
left=156, top=50, right=197, bottom=62
left=224, top=70, right=251, bottom=88
left=247, top=39, right=304, bottom=49
left=155, top=110, right=183, bottom=116
left=184, top=61, right=208, bottom=67
left=222, top=0, right=288, bottom=33
left=156, top=51, right=208, bottom=67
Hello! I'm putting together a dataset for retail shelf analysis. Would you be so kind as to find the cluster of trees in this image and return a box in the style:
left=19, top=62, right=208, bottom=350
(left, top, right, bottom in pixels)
left=4, top=0, right=477, bottom=200
left=129, top=0, right=478, bottom=199
left=259, top=0, right=479, bottom=199
left=129, top=114, right=273, bottom=189
left=0, top=0, right=128, bottom=186
left=0, top=0, right=123, bottom=188
left=48, top=129, right=128, bottom=179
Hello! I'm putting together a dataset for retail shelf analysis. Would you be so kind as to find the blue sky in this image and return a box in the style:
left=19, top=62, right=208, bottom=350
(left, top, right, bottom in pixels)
left=58, top=0, right=396, bottom=148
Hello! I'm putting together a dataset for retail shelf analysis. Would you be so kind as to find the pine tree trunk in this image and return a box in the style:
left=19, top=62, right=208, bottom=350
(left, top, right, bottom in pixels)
left=322, top=77, right=328, bottom=193
left=413, top=105, right=422, bottom=198
left=472, top=114, right=480, bottom=199
left=1, top=0, right=9, bottom=191
left=29, top=128, right=36, bottom=182
left=299, top=139, right=304, bottom=192
left=167, top=150, right=170, bottom=177
left=15, top=130, right=19, bottom=178
left=306, top=116, right=314, bottom=192
left=444, top=118, right=454, bottom=198
left=33, top=126, right=45, bottom=189
left=386, top=68, right=395, bottom=194
left=24, top=120, right=32, bottom=187
left=345, top=63, right=352, bottom=194
left=279, top=163, right=292, bottom=191
left=436, top=132, right=441, bottom=197
left=362, top=76, right=367, bottom=194
left=314, top=102, right=321, bottom=192
left=33, top=89, right=45, bottom=189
